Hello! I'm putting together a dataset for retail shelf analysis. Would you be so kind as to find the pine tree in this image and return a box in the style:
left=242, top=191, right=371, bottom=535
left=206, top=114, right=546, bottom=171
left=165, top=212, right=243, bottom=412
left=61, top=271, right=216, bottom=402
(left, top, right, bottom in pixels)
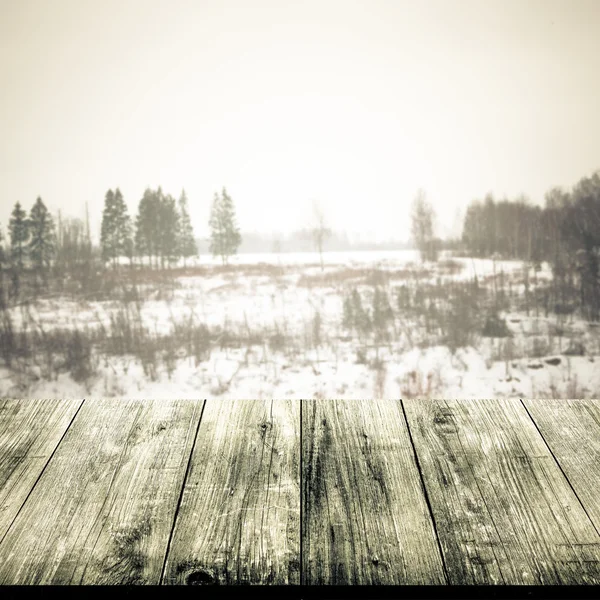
left=209, top=187, right=241, bottom=265
left=208, top=192, right=221, bottom=261
left=100, top=189, right=116, bottom=264
left=9, top=202, right=29, bottom=269
left=28, top=197, right=56, bottom=270
left=177, top=189, right=197, bottom=266
left=135, top=188, right=161, bottom=267
left=158, top=193, right=179, bottom=267
left=113, top=188, right=133, bottom=264
left=101, top=189, right=133, bottom=267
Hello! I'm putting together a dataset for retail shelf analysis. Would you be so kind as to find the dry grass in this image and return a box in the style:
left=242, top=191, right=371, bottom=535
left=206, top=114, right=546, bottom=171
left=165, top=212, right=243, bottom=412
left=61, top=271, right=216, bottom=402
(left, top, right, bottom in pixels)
left=296, top=266, right=442, bottom=288
left=3, top=254, right=600, bottom=398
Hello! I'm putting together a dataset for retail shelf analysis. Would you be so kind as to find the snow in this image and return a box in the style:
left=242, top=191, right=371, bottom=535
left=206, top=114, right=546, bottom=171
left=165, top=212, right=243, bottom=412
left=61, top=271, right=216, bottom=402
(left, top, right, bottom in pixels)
left=2, top=250, right=598, bottom=399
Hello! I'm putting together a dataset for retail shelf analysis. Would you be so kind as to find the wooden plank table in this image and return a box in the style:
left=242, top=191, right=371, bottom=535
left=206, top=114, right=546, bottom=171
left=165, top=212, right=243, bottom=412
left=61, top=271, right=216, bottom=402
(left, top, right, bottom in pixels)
left=0, top=399, right=203, bottom=584
left=0, top=399, right=83, bottom=542
left=522, top=400, right=600, bottom=535
left=163, top=399, right=300, bottom=585
left=403, top=399, right=600, bottom=585
left=302, top=399, right=445, bottom=584
left=0, top=398, right=599, bottom=586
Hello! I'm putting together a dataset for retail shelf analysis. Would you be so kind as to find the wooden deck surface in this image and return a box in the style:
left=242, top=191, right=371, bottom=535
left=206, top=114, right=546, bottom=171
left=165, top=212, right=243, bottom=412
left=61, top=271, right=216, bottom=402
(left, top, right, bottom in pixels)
left=0, top=399, right=600, bottom=586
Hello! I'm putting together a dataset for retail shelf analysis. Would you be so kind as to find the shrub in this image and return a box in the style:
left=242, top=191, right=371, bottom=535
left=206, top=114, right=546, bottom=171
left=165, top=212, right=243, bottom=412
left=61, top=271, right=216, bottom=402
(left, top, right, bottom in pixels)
left=312, top=310, right=322, bottom=347
left=481, top=313, right=512, bottom=338
left=64, top=328, right=95, bottom=382
left=564, top=340, right=586, bottom=356
left=0, top=309, right=17, bottom=366
left=269, top=330, right=287, bottom=352
left=372, top=287, right=394, bottom=343
left=444, top=286, right=482, bottom=352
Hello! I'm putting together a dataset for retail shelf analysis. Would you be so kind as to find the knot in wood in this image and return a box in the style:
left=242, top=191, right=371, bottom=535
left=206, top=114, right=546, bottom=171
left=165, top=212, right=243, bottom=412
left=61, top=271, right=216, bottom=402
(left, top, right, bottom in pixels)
left=186, top=569, right=217, bottom=585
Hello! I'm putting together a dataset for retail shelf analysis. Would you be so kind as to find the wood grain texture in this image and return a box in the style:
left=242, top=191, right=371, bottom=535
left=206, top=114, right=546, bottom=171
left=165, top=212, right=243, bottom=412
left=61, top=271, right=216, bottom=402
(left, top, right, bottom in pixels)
left=163, top=399, right=300, bottom=585
left=403, top=399, right=600, bottom=585
left=0, top=399, right=83, bottom=541
left=523, top=399, right=600, bottom=535
left=302, top=399, right=446, bottom=585
left=0, top=399, right=203, bottom=585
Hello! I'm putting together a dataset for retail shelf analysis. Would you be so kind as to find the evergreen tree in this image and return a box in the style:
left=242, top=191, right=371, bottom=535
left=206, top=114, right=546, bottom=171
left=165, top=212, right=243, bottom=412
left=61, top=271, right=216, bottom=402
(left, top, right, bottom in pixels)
left=101, top=188, right=133, bottom=267
left=114, top=188, right=133, bottom=264
left=208, top=192, right=220, bottom=261
left=158, top=193, right=179, bottom=267
left=100, top=189, right=116, bottom=264
left=9, top=202, right=29, bottom=269
left=28, top=197, right=56, bottom=270
left=177, top=189, right=197, bottom=265
left=134, top=186, right=183, bottom=268
left=209, top=187, right=241, bottom=265
left=135, top=188, right=161, bottom=267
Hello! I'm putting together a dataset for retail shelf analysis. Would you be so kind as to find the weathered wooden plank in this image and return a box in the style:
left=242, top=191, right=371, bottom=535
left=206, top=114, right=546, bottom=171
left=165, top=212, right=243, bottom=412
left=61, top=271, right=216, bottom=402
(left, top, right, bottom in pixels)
left=0, top=399, right=83, bottom=541
left=523, top=399, right=600, bottom=535
left=0, top=399, right=204, bottom=585
left=404, top=399, right=600, bottom=585
left=302, top=399, right=446, bottom=585
left=163, top=399, right=300, bottom=585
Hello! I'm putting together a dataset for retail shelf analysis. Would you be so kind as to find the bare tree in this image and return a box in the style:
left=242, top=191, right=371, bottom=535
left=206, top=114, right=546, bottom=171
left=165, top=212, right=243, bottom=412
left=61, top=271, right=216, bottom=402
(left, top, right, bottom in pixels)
left=410, top=189, right=438, bottom=262
left=56, top=215, right=91, bottom=271
left=311, top=201, right=331, bottom=271
left=272, top=237, right=283, bottom=268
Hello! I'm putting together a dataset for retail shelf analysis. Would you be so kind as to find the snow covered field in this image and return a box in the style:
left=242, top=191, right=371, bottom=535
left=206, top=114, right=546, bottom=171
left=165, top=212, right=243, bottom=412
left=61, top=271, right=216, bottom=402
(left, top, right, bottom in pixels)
left=1, top=250, right=598, bottom=399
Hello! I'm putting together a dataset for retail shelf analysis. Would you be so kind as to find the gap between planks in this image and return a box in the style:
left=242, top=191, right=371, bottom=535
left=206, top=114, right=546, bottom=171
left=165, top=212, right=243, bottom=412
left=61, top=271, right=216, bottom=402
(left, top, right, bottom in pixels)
left=0, top=399, right=85, bottom=546
left=0, top=399, right=205, bottom=584
left=521, top=399, right=600, bottom=538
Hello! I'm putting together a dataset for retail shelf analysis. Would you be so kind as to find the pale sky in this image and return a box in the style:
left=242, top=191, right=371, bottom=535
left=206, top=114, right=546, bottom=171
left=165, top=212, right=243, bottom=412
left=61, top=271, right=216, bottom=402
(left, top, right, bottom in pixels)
left=1, top=0, right=599, bottom=242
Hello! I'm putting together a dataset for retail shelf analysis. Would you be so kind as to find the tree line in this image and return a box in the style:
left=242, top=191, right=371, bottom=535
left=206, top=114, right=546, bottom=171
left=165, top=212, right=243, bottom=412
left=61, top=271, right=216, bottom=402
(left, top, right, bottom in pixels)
left=2, top=198, right=58, bottom=273
left=461, top=169, right=600, bottom=320
left=461, top=195, right=545, bottom=261
left=3, top=169, right=600, bottom=318
left=101, top=185, right=241, bottom=268
left=0, top=185, right=243, bottom=275
left=460, top=172, right=600, bottom=263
